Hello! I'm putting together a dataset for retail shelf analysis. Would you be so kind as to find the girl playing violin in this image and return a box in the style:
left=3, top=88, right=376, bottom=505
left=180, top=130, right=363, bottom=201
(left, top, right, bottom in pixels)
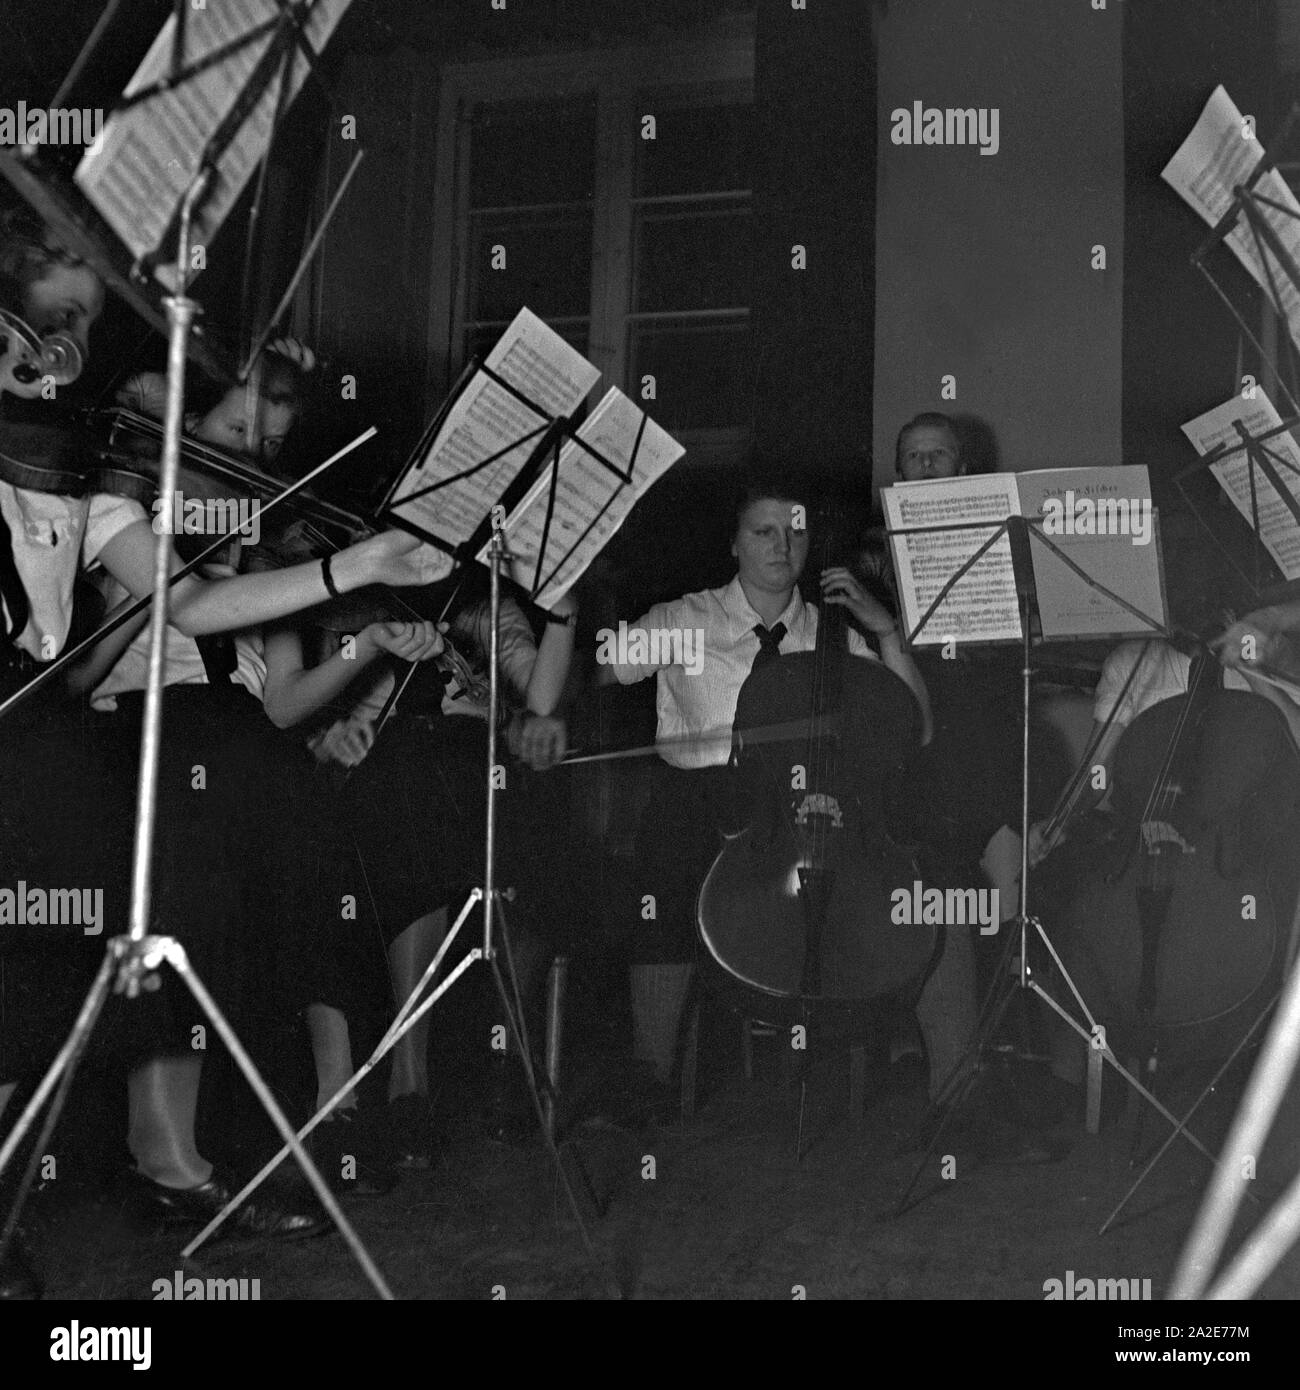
left=0, top=205, right=442, bottom=1294
left=70, top=337, right=447, bottom=1197
left=261, top=553, right=578, bottom=1165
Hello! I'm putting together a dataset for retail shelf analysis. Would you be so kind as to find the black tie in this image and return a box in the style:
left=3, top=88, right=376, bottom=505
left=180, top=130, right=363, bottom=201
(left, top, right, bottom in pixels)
left=752, top=621, right=786, bottom=671
left=196, top=633, right=236, bottom=684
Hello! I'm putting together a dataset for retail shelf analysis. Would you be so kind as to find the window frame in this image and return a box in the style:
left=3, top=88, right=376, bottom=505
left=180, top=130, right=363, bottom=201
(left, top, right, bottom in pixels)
left=425, top=19, right=756, bottom=462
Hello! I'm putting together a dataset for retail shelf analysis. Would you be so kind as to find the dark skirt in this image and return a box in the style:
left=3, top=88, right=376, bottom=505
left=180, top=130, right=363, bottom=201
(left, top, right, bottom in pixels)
left=339, top=714, right=486, bottom=945
left=339, top=713, right=573, bottom=951
left=630, top=761, right=736, bottom=965
left=0, top=682, right=354, bottom=1080
left=0, top=686, right=125, bottom=1081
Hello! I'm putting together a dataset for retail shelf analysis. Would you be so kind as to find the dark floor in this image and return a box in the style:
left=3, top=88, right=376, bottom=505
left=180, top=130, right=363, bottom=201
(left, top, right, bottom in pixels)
left=14, top=993, right=1300, bottom=1302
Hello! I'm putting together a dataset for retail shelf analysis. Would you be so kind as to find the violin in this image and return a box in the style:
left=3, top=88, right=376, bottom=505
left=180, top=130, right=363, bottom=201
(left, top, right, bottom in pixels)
left=0, top=307, right=83, bottom=394
left=103, top=411, right=502, bottom=714
left=696, top=512, right=938, bottom=1021
left=100, top=407, right=373, bottom=542
left=0, top=392, right=483, bottom=724
left=0, top=393, right=378, bottom=546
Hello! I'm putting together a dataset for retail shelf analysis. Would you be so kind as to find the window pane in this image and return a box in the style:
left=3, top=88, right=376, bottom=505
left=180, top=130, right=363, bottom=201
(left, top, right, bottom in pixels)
left=469, top=210, right=594, bottom=321
left=629, top=318, right=752, bottom=431
left=633, top=205, right=752, bottom=313
left=636, top=100, right=753, bottom=198
left=470, top=98, right=597, bottom=208
left=466, top=320, right=589, bottom=366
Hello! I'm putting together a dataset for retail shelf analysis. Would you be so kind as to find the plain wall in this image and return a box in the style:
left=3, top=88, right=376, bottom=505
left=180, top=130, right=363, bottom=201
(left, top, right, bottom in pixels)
left=872, top=0, right=1124, bottom=490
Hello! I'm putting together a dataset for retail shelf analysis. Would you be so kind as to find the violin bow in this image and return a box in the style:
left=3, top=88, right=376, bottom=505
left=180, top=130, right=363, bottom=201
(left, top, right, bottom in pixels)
left=556, top=714, right=865, bottom=769
left=0, top=426, right=377, bottom=723
left=355, top=568, right=472, bottom=757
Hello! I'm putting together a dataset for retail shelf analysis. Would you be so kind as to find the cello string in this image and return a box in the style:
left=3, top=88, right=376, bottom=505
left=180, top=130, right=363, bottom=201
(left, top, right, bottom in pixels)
left=1140, top=653, right=1199, bottom=829
left=1141, top=646, right=1210, bottom=831
left=1040, top=639, right=1154, bottom=847
left=1138, top=646, right=1199, bottom=827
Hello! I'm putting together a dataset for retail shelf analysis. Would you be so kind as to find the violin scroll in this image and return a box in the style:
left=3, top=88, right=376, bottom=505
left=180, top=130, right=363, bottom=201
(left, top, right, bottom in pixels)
left=0, top=308, right=83, bottom=396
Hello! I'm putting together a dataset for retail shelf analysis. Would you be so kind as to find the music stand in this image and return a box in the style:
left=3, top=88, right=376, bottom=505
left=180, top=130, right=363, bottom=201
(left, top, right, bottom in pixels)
left=176, top=358, right=646, bottom=1298
left=1159, top=104, right=1300, bottom=1290
left=1176, top=404, right=1300, bottom=605
left=1188, top=101, right=1300, bottom=415
left=881, top=501, right=1236, bottom=1216
left=0, top=3, right=399, bottom=1299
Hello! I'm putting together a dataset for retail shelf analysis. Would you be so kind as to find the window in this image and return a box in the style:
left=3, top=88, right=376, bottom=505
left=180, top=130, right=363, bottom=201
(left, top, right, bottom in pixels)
left=627, top=93, right=753, bottom=434
left=463, top=95, right=597, bottom=363
left=428, top=23, right=755, bottom=461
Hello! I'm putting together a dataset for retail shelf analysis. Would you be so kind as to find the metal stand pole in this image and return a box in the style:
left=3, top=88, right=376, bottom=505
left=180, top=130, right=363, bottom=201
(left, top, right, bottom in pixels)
left=545, top=956, right=570, bottom=1139
left=185, top=526, right=613, bottom=1292
left=483, top=531, right=503, bottom=960
left=0, top=174, right=392, bottom=1299
left=889, top=538, right=1232, bottom=1217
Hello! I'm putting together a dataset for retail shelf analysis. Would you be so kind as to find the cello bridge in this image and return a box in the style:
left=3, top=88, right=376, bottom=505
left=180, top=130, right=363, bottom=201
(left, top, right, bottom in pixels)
left=794, top=792, right=843, bottom=828
left=1140, top=819, right=1195, bottom=855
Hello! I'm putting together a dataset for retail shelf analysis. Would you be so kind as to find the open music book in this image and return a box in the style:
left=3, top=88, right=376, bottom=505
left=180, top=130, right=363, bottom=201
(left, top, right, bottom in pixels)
left=477, top=386, right=684, bottom=610
left=75, top=0, right=352, bottom=287
left=882, top=467, right=1168, bottom=646
left=1161, top=85, right=1300, bottom=350
left=381, top=309, right=602, bottom=583
left=1181, top=389, right=1300, bottom=582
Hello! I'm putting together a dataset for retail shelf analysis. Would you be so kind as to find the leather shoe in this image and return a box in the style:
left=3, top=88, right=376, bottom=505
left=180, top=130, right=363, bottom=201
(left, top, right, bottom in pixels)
left=305, top=1110, right=399, bottom=1197
left=387, top=1093, right=437, bottom=1170
left=126, top=1168, right=328, bottom=1240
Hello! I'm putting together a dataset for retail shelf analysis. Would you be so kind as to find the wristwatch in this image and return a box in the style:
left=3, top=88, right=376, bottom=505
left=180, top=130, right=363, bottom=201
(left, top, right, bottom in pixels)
left=545, top=609, right=576, bottom=627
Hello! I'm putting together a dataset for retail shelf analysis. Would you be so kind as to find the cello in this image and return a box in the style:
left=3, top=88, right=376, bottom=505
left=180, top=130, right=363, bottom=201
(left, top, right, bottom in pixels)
left=697, top=516, right=940, bottom=1025
left=1046, top=643, right=1300, bottom=1068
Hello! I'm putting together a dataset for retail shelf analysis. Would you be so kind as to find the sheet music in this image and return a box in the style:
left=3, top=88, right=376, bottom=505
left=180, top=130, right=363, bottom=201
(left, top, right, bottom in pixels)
left=882, top=475, right=1023, bottom=645
left=387, top=309, right=600, bottom=552
left=1161, top=85, right=1300, bottom=348
left=1182, top=390, right=1300, bottom=580
left=75, top=0, right=350, bottom=286
left=1016, top=467, right=1167, bottom=640
left=479, top=386, right=684, bottom=609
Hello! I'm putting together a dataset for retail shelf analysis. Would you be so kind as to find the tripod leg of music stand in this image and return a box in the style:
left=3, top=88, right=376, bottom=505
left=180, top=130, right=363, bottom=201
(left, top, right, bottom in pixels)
left=163, top=944, right=394, bottom=1301
left=186, top=947, right=482, bottom=1252
left=1086, top=1042, right=1104, bottom=1134
left=0, top=947, right=116, bottom=1264
left=888, top=972, right=1018, bottom=1220
left=370, top=890, right=477, bottom=1060
left=181, top=891, right=478, bottom=1240
left=1100, top=997, right=1277, bottom=1238
left=0, top=946, right=115, bottom=1180
left=543, top=956, right=567, bottom=1144
left=1027, top=981, right=1225, bottom=1171
left=486, top=946, right=617, bottom=1296
left=887, top=1050, right=989, bottom=1221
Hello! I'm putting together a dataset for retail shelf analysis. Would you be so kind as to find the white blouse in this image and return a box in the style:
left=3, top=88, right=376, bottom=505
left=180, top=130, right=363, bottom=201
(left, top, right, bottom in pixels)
left=0, top=481, right=147, bottom=659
